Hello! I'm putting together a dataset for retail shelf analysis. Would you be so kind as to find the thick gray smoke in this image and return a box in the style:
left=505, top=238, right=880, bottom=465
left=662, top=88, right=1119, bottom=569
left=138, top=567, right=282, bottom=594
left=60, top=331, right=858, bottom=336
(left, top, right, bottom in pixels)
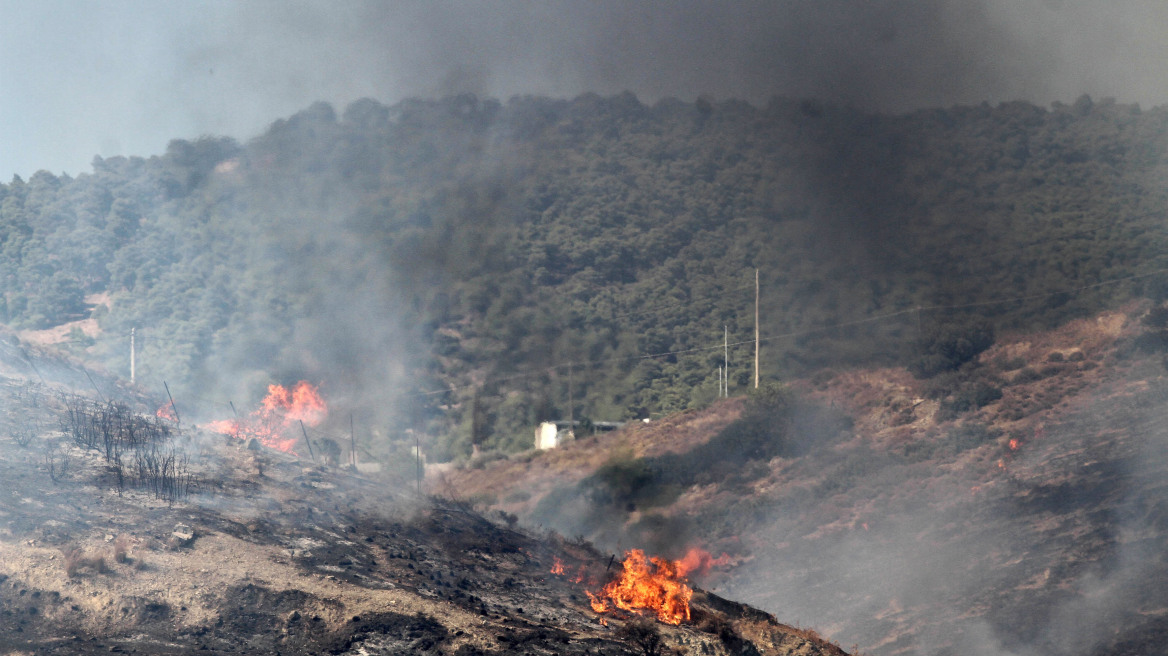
left=5, top=0, right=1168, bottom=178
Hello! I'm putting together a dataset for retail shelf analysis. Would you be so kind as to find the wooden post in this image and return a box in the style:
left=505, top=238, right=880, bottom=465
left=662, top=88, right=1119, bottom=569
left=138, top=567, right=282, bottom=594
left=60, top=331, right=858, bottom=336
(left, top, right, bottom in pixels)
left=85, top=370, right=107, bottom=404
left=163, top=381, right=178, bottom=425
left=299, top=420, right=315, bottom=462
left=754, top=268, right=760, bottom=389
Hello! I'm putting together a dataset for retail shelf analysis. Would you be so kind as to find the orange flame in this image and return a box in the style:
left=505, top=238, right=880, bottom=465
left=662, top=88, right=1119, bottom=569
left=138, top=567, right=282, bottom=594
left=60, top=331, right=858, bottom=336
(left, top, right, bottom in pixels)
left=551, top=557, right=565, bottom=576
left=586, top=548, right=727, bottom=625
left=156, top=402, right=178, bottom=423
left=1008, top=438, right=1020, bottom=451
left=204, top=381, right=327, bottom=453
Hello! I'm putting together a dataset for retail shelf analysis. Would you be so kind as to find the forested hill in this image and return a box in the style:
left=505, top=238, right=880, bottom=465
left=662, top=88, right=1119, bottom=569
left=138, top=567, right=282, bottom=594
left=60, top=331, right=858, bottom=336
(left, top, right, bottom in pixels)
left=2, top=93, right=1168, bottom=459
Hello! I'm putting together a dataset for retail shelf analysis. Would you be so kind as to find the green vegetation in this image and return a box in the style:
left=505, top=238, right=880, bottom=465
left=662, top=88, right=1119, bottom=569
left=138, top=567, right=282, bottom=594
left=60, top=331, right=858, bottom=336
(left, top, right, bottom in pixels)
left=3, top=93, right=1168, bottom=459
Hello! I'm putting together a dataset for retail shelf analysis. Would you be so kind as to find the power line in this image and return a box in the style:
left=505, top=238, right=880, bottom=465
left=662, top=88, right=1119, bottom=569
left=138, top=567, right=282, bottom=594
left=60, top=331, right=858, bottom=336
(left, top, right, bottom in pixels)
left=410, top=263, right=1168, bottom=399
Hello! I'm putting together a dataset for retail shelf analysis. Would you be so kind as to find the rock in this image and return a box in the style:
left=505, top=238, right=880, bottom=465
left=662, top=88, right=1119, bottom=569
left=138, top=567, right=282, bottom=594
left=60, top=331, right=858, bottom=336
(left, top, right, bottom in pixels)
left=172, top=524, right=194, bottom=545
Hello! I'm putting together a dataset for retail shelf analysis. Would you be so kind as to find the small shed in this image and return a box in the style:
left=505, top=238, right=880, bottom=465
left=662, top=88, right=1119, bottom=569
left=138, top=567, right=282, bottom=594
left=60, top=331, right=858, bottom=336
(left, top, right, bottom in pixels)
left=534, top=422, right=560, bottom=450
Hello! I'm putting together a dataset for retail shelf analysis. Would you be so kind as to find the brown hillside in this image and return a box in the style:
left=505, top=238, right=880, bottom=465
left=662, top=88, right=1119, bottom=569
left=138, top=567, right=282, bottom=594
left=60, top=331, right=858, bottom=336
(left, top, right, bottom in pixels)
left=448, top=302, right=1168, bottom=656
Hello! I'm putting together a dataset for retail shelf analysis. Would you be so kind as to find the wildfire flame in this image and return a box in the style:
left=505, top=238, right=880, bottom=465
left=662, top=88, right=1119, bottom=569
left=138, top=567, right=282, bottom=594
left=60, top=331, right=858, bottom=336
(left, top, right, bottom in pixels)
left=1008, top=438, right=1020, bottom=451
left=586, top=548, right=729, bottom=625
left=205, top=381, right=327, bottom=453
left=551, top=557, right=565, bottom=576
left=156, top=401, right=178, bottom=423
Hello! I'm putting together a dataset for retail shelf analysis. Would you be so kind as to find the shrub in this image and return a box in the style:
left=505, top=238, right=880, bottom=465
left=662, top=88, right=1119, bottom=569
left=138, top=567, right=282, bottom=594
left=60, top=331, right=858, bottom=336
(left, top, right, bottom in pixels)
left=994, top=356, right=1027, bottom=371
left=1013, top=367, right=1044, bottom=383
left=62, top=547, right=107, bottom=578
left=911, top=319, right=996, bottom=378
left=315, top=438, right=342, bottom=466
left=113, top=535, right=131, bottom=563
left=616, top=619, right=665, bottom=656
left=940, top=381, right=1003, bottom=417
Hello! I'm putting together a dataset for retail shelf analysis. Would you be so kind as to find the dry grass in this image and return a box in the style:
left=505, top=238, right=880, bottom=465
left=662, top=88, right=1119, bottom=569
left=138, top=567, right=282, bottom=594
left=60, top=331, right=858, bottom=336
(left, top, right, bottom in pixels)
left=61, top=546, right=107, bottom=578
left=113, top=534, right=131, bottom=563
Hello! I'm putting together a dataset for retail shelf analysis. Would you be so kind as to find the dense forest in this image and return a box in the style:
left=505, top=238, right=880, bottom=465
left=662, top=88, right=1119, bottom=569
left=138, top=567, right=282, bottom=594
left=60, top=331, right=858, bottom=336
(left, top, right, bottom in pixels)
left=2, top=92, right=1167, bottom=459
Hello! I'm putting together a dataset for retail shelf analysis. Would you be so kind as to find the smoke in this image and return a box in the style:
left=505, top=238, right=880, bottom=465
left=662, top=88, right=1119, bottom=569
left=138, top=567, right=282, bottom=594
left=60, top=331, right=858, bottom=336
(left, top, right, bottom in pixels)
left=715, top=380, right=1168, bottom=655
left=522, top=367, right=1168, bottom=655
left=6, top=1, right=1168, bottom=178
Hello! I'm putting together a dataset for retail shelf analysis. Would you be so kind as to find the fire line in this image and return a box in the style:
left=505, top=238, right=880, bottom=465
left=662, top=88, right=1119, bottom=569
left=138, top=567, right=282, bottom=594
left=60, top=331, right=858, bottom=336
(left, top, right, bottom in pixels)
left=204, top=381, right=327, bottom=453
left=585, top=548, right=729, bottom=625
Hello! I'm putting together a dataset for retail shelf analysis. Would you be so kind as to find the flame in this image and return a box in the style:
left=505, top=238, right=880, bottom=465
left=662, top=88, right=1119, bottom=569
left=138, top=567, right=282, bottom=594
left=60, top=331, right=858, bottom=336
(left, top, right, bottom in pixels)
left=551, top=557, right=565, bottom=576
left=204, top=381, right=327, bottom=453
left=586, top=548, right=727, bottom=625
left=1008, top=438, right=1020, bottom=451
left=156, top=402, right=178, bottom=422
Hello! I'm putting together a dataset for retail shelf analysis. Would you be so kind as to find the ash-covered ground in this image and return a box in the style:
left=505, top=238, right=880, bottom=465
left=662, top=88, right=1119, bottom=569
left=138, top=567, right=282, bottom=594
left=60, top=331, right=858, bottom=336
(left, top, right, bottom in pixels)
left=0, top=333, right=846, bottom=656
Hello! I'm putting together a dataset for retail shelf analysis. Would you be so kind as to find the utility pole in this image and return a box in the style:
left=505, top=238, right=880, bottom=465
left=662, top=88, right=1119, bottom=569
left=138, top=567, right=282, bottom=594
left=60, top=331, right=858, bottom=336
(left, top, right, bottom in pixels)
left=724, top=325, right=729, bottom=397
left=754, top=268, right=760, bottom=389
left=567, top=362, right=575, bottom=438
left=129, top=327, right=135, bottom=384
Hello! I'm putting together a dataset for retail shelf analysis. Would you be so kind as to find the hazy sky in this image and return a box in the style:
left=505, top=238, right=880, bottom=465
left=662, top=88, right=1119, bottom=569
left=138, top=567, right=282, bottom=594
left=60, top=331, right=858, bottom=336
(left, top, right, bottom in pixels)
left=2, top=0, right=1167, bottom=179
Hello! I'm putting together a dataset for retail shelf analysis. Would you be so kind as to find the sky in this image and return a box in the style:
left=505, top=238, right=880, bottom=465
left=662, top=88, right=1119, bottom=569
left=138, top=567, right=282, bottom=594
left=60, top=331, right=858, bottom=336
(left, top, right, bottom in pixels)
left=1, top=0, right=1167, bottom=180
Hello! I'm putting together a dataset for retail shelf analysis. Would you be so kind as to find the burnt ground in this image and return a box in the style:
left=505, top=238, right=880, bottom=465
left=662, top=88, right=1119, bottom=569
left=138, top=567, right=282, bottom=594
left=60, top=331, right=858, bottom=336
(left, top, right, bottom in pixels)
left=0, top=352, right=848, bottom=656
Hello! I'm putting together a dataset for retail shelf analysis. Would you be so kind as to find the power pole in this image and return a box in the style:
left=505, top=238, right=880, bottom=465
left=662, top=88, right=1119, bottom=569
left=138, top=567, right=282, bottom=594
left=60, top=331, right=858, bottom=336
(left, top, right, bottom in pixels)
left=724, top=325, right=729, bottom=397
left=567, top=362, right=575, bottom=437
left=754, top=268, right=760, bottom=389
left=130, top=327, right=135, bottom=384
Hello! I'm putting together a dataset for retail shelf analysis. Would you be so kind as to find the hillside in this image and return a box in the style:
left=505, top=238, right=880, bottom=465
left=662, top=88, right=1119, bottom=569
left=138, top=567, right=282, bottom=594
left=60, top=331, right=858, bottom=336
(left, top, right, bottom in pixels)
left=445, top=303, right=1168, bottom=655
left=4, top=94, right=1168, bottom=460
left=0, top=331, right=847, bottom=656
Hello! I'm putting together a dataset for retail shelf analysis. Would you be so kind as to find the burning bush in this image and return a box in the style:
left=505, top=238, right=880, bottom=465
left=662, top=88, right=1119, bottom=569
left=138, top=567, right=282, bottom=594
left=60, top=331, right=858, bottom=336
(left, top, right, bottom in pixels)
left=205, top=381, right=326, bottom=454
left=588, top=548, right=729, bottom=626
